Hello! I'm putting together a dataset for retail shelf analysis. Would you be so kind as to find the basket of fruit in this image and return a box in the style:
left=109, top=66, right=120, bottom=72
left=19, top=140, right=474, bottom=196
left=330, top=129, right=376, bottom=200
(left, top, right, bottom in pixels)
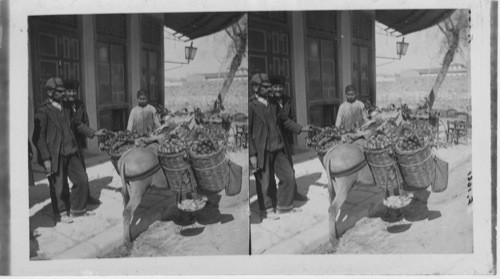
left=157, top=136, right=196, bottom=193
left=104, top=131, right=136, bottom=172
left=188, top=134, right=229, bottom=193
left=363, top=132, right=403, bottom=190
left=394, top=131, right=434, bottom=190
left=307, top=126, right=344, bottom=165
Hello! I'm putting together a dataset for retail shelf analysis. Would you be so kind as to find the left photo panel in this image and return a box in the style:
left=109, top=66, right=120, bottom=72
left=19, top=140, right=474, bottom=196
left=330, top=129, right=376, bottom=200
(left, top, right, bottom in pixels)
left=28, top=12, right=249, bottom=259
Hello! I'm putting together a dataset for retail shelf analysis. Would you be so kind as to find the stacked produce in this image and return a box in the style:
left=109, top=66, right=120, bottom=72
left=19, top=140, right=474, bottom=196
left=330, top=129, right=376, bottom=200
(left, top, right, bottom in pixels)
left=191, top=136, right=219, bottom=156
left=157, top=136, right=187, bottom=155
left=306, top=126, right=343, bottom=152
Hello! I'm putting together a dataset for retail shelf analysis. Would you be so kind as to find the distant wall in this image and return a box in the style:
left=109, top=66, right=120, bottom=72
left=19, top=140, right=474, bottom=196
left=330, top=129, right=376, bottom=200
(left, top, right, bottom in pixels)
left=164, top=79, right=248, bottom=115
left=376, top=75, right=471, bottom=112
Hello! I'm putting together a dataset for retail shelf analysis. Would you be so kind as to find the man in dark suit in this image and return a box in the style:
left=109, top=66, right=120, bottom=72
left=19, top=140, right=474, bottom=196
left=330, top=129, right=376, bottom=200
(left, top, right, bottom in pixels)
left=249, top=73, right=309, bottom=218
left=33, top=77, right=96, bottom=223
left=64, top=79, right=105, bottom=204
left=269, top=75, right=308, bottom=202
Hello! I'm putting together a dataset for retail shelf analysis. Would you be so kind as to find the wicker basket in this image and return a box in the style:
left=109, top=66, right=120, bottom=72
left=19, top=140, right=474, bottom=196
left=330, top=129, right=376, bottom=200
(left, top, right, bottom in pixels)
left=395, top=142, right=434, bottom=190
left=189, top=146, right=229, bottom=193
left=364, top=146, right=403, bottom=190
left=158, top=151, right=197, bottom=193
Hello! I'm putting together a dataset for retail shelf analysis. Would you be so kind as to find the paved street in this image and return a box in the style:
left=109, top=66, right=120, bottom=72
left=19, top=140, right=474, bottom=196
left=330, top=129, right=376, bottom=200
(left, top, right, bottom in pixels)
left=29, top=149, right=249, bottom=259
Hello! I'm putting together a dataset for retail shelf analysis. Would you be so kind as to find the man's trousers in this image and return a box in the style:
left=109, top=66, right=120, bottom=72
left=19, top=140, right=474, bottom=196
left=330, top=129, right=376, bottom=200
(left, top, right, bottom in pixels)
left=49, top=152, right=89, bottom=216
left=255, top=148, right=295, bottom=212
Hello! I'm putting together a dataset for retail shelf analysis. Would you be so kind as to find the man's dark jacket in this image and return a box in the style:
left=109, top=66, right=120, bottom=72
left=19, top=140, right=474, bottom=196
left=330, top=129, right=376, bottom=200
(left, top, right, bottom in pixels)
left=33, top=100, right=85, bottom=172
left=69, top=99, right=95, bottom=150
left=248, top=95, right=302, bottom=169
left=276, top=95, right=301, bottom=164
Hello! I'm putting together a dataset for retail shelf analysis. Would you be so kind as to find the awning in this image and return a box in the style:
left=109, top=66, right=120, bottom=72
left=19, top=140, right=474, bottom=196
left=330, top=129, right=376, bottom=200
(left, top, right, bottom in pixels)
left=164, top=12, right=245, bottom=41
left=375, top=10, right=455, bottom=36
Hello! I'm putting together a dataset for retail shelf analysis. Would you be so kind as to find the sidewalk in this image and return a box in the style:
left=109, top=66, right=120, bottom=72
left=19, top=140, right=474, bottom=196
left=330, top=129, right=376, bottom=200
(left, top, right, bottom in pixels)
left=29, top=149, right=249, bottom=259
left=249, top=150, right=384, bottom=254
left=250, top=143, right=472, bottom=255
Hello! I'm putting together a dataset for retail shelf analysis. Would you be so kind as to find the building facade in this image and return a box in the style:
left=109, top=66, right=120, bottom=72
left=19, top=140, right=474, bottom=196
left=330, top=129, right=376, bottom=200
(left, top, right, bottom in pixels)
left=248, top=11, right=376, bottom=152
left=28, top=14, right=165, bottom=153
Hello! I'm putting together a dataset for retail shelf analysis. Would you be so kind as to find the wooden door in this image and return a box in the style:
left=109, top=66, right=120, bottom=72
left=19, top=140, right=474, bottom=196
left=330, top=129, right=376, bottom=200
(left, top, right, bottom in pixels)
left=30, top=17, right=81, bottom=107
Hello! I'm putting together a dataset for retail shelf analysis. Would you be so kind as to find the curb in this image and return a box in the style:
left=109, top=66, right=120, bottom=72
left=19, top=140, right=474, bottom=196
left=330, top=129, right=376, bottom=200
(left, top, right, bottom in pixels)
left=54, top=223, right=123, bottom=259
left=264, top=219, right=329, bottom=254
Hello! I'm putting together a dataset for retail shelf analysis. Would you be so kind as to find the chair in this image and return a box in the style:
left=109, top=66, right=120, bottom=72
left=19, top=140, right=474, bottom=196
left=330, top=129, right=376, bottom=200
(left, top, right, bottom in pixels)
left=446, top=108, right=457, bottom=118
left=446, top=108, right=458, bottom=143
left=235, top=124, right=248, bottom=148
left=455, top=112, right=470, bottom=144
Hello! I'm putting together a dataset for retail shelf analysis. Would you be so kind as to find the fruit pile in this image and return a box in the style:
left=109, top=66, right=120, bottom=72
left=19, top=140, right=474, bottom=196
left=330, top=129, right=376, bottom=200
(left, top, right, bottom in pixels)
left=364, top=132, right=393, bottom=151
left=158, top=136, right=187, bottom=155
left=111, top=141, right=136, bottom=156
left=306, top=126, right=343, bottom=152
left=396, top=133, right=425, bottom=152
left=191, top=136, right=220, bottom=156
left=99, top=130, right=135, bottom=153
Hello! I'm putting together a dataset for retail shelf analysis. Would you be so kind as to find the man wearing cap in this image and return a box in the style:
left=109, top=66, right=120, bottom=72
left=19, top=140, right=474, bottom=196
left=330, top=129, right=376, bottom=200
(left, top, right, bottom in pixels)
left=127, top=89, right=160, bottom=135
left=269, top=75, right=309, bottom=202
left=64, top=79, right=105, bottom=204
left=33, top=77, right=95, bottom=223
left=335, top=84, right=366, bottom=131
left=249, top=73, right=308, bottom=218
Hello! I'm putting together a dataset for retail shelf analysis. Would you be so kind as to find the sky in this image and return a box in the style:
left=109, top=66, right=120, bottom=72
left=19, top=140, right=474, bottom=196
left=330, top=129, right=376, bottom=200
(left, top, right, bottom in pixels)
left=164, top=27, right=248, bottom=80
left=163, top=17, right=468, bottom=79
left=375, top=22, right=467, bottom=75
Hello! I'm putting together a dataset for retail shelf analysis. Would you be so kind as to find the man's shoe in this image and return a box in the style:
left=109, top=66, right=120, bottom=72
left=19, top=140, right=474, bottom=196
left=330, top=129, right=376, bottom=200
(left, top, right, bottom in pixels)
left=293, top=193, right=308, bottom=201
left=59, top=214, right=74, bottom=224
left=87, top=196, right=102, bottom=205
left=260, top=208, right=279, bottom=220
left=70, top=211, right=96, bottom=218
left=277, top=207, right=303, bottom=214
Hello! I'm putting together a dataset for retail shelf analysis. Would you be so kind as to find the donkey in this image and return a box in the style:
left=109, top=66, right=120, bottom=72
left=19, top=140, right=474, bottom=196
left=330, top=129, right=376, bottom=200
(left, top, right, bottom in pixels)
left=116, top=145, right=165, bottom=249
left=322, top=141, right=375, bottom=245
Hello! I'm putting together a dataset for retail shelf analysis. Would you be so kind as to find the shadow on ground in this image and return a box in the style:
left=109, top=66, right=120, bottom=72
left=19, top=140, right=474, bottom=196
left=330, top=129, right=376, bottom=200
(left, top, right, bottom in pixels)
left=29, top=176, right=114, bottom=259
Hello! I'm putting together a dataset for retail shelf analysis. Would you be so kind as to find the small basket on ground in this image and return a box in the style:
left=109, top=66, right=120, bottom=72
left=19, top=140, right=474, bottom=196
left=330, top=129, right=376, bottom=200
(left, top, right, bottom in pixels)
left=109, top=140, right=136, bottom=173
left=395, top=141, right=434, bottom=190
left=364, top=146, right=403, bottom=190
left=158, top=151, right=197, bottom=194
left=189, top=145, right=229, bottom=193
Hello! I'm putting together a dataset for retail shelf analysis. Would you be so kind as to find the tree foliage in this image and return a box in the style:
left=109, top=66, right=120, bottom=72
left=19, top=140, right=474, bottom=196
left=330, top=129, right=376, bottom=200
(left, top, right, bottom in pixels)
left=213, top=14, right=248, bottom=112
left=428, top=10, right=469, bottom=110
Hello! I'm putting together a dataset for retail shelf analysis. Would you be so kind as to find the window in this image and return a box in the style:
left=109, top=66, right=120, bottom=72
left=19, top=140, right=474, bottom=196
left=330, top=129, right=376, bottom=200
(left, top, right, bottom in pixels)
left=141, top=16, right=163, bottom=106
left=95, top=14, right=128, bottom=131
left=305, top=11, right=340, bottom=127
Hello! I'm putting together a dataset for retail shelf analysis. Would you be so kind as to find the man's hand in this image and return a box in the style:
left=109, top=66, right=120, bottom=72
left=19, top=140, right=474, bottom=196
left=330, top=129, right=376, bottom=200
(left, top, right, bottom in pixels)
left=43, top=160, right=51, bottom=173
left=250, top=156, right=258, bottom=171
left=94, top=129, right=107, bottom=137
left=301, top=125, right=314, bottom=133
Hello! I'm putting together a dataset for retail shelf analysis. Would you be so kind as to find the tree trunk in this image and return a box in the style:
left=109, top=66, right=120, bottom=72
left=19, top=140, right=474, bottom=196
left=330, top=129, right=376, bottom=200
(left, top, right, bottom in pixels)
left=213, top=32, right=247, bottom=112
left=428, top=29, right=460, bottom=110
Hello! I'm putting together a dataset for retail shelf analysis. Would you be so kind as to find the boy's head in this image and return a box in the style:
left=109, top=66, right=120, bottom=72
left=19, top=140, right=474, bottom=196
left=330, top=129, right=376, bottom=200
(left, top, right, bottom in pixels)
left=345, top=84, right=357, bottom=103
left=137, top=89, right=149, bottom=107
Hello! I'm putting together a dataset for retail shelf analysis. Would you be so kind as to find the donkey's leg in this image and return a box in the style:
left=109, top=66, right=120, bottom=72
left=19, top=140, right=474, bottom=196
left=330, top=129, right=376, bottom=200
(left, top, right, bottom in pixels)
left=123, top=180, right=150, bottom=249
left=328, top=176, right=353, bottom=245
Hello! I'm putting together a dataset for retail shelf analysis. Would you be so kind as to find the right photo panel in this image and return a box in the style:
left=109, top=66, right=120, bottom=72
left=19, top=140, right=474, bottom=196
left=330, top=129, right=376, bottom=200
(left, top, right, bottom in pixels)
left=248, top=10, right=472, bottom=255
